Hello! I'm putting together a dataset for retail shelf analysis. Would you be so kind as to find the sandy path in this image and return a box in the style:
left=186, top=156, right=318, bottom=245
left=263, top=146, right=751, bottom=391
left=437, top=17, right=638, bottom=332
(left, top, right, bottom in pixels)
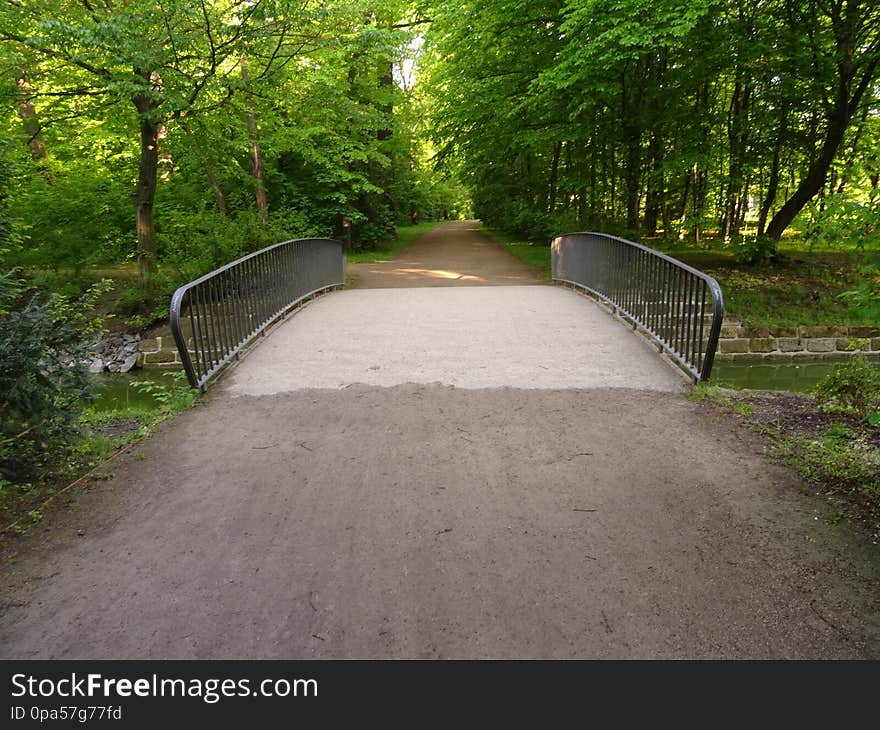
left=1, top=386, right=877, bottom=659
left=347, top=221, right=544, bottom=288
left=1, top=222, right=878, bottom=659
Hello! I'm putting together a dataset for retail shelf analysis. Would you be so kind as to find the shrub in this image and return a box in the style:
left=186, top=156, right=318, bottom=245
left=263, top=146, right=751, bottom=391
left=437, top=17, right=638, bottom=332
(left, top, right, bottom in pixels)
left=0, top=272, right=111, bottom=479
left=814, top=355, right=880, bottom=421
left=732, top=235, right=779, bottom=265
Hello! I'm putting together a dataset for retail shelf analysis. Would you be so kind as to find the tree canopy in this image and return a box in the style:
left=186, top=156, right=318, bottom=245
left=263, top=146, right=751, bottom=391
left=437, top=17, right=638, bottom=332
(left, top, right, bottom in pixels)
left=1, top=0, right=878, bottom=301
left=0, top=0, right=464, bottom=304
left=421, top=0, right=880, bottom=256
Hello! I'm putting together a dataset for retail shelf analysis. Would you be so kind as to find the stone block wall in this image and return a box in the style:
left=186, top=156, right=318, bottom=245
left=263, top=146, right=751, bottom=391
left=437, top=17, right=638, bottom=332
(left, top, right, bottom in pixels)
left=716, top=323, right=880, bottom=361
left=137, top=336, right=189, bottom=369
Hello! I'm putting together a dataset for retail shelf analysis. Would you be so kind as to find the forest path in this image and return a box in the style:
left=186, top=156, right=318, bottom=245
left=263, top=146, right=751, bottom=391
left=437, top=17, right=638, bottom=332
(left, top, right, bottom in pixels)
left=347, top=220, right=544, bottom=288
left=1, top=224, right=879, bottom=659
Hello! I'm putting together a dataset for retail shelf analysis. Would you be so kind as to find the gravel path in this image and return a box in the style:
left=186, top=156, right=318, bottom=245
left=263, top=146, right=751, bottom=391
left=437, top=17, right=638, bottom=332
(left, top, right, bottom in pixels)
left=1, top=222, right=877, bottom=659
left=347, top=220, right=544, bottom=288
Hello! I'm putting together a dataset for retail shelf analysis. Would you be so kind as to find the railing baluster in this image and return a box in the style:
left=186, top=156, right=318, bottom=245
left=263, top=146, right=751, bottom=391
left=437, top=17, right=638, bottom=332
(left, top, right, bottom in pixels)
left=550, top=231, right=724, bottom=381
left=204, top=281, right=221, bottom=373
left=186, top=292, right=204, bottom=382
left=170, top=238, right=346, bottom=390
left=697, top=280, right=707, bottom=372
left=219, top=271, right=235, bottom=355
left=676, top=269, right=685, bottom=355
left=662, top=260, right=673, bottom=346
left=687, top=277, right=695, bottom=368
left=209, top=277, right=225, bottom=362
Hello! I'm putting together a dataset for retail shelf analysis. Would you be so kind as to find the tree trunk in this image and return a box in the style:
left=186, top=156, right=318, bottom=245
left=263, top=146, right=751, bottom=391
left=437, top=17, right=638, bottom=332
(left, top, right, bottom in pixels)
left=377, top=61, right=393, bottom=141
left=765, top=104, right=849, bottom=240
left=765, top=6, right=880, bottom=240
left=547, top=141, right=561, bottom=214
left=620, top=61, right=645, bottom=233
left=242, top=64, right=268, bottom=227
left=182, top=124, right=226, bottom=216
left=644, top=134, right=663, bottom=235
left=588, top=137, right=597, bottom=222
left=132, top=91, right=160, bottom=286
left=757, top=109, right=787, bottom=237
left=678, top=172, right=691, bottom=225
left=723, top=75, right=752, bottom=240
left=624, top=135, right=641, bottom=232
left=15, top=71, right=50, bottom=177
left=600, top=140, right=608, bottom=218
left=835, top=103, right=870, bottom=196
left=609, top=145, right=616, bottom=220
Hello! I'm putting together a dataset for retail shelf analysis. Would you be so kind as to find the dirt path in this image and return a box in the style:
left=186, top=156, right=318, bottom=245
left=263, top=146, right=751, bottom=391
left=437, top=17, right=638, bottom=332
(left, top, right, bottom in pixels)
left=348, top=221, right=544, bottom=288
left=1, top=223, right=878, bottom=659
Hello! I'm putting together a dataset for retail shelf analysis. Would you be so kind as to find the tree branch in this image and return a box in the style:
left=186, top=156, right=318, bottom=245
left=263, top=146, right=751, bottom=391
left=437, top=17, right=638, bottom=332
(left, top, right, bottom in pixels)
left=0, top=30, right=111, bottom=78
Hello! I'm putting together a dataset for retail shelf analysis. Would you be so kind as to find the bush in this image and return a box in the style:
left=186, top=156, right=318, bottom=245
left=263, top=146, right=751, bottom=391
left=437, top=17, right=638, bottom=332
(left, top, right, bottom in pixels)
left=732, top=235, right=779, bottom=265
left=814, top=355, right=880, bottom=421
left=0, top=272, right=111, bottom=479
left=8, top=162, right=133, bottom=271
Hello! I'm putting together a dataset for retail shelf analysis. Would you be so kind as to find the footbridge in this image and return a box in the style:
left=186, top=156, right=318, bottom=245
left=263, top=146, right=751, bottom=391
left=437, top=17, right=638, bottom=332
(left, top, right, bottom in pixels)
left=4, top=221, right=878, bottom=660
left=169, top=222, right=723, bottom=394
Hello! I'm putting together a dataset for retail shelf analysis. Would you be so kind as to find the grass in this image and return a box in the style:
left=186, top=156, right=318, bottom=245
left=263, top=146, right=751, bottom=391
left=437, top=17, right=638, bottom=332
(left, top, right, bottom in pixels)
left=480, top=227, right=552, bottom=278
left=672, top=250, right=869, bottom=327
left=0, top=372, right=197, bottom=538
left=481, top=224, right=869, bottom=326
left=346, top=221, right=441, bottom=263
left=775, top=425, right=879, bottom=536
left=692, top=380, right=880, bottom=538
left=691, top=382, right=754, bottom=416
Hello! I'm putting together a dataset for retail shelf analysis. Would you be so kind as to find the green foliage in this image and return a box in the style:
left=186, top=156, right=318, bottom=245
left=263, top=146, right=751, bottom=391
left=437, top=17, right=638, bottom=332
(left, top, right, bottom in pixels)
left=689, top=383, right=752, bottom=416
left=0, top=0, right=460, bottom=282
left=423, top=0, right=880, bottom=250
left=814, top=356, right=880, bottom=422
left=0, top=141, right=14, bottom=256
left=779, top=432, right=879, bottom=498
left=694, top=383, right=880, bottom=531
left=346, top=221, right=440, bottom=263
left=678, top=250, right=870, bottom=327
left=482, top=228, right=552, bottom=278
left=806, top=190, right=880, bottom=321
left=804, top=190, right=880, bottom=252
left=130, top=371, right=196, bottom=413
left=732, top=236, right=779, bottom=265
left=839, top=265, right=880, bottom=322
left=7, top=161, right=133, bottom=271
left=157, top=209, right=294, bottom=279
left=0, top=271, right=111, bottom=479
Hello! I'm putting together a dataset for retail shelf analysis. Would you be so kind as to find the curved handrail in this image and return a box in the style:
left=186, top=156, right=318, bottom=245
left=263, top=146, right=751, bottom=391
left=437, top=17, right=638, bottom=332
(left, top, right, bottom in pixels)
left=551, top=231, right=724, bottom=381
left=170, top=237, right=345, bottom=390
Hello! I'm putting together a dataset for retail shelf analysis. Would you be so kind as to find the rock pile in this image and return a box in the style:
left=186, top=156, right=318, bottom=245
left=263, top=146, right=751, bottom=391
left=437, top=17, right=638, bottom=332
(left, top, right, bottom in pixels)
left=87, top=333, right=141, bottom=373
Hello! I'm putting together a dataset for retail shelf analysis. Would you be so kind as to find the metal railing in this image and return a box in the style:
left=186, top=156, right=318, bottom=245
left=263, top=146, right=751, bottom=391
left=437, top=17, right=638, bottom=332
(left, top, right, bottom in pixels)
left=170, top=238, right=345, bottom=390
left=551, top=232, right=724, bottom=381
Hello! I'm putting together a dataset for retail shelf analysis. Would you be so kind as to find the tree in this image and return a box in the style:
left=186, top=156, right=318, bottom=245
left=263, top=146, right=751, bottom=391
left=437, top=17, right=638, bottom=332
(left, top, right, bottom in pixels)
left=765, top=0, right=880, bottom=240
left=423, top=0, right=880, bottom=249
left=0, top=1, right=331, bottom=286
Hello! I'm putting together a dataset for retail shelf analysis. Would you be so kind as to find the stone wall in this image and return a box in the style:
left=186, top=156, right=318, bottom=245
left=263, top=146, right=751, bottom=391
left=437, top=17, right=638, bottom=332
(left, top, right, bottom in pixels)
left=716, top=322, right=880, bottom=361
left=137, top=336, right=188, bottom=368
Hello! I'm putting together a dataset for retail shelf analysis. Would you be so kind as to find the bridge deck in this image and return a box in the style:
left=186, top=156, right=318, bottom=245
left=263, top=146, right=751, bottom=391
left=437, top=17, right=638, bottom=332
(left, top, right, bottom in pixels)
left=223, top=286, right=686, bottom=395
